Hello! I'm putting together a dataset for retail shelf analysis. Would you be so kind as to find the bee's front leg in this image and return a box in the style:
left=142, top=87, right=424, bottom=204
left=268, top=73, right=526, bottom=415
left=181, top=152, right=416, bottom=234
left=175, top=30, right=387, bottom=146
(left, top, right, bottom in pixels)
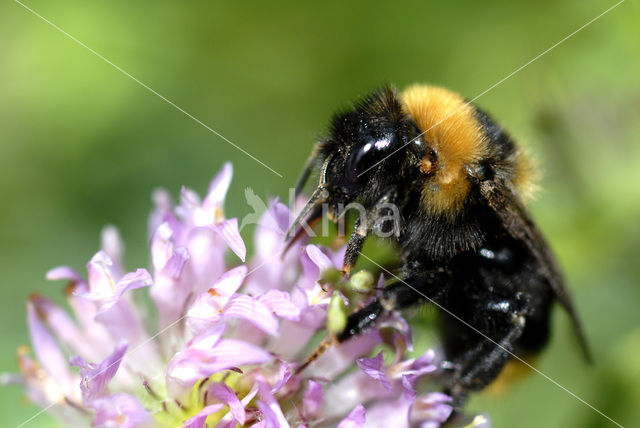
left=341, top=188, right=398, bottom=275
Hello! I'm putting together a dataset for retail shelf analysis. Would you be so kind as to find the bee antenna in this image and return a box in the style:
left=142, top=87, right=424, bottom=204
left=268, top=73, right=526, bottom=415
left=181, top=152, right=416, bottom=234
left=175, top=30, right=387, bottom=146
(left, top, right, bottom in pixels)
left=294, top=143, right=322, bottom=198
left=284, top=185, right=327, bottom=242
left=281, top=205, right=323, bottom=259
left=284, top=154, right=333, bottom=242
left=294, top=159, right=314, bottom=198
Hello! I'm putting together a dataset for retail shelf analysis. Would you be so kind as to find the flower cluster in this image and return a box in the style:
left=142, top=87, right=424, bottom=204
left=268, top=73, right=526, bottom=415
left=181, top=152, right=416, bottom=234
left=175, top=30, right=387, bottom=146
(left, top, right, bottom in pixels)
left=3, top=164, right=456, bottom=428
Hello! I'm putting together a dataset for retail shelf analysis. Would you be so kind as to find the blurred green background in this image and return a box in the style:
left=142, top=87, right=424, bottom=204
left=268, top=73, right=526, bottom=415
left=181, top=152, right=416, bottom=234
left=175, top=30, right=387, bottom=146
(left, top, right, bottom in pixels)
left=1, top=1, right=639, bottom=427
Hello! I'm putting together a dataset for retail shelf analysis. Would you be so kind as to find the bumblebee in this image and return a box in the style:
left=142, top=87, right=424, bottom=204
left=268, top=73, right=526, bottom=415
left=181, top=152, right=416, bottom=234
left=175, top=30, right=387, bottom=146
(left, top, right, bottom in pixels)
left=286, top=85, right=591, bottom=408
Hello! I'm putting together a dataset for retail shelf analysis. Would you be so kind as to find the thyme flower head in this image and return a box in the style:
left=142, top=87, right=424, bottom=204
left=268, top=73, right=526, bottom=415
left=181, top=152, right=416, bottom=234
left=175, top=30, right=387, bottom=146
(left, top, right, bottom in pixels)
left=4, top=163, right=458, bottom=428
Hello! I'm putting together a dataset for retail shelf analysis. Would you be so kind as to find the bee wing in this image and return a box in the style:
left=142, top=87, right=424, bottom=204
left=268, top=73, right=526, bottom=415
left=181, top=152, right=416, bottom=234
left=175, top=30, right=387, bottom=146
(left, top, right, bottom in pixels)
left=479, top=180, right=592, bottom=363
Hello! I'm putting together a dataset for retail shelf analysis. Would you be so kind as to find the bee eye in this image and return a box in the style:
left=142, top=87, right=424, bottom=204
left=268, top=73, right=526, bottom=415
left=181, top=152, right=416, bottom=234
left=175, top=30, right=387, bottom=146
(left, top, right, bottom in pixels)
left=345, top=136, right=395, bottom=183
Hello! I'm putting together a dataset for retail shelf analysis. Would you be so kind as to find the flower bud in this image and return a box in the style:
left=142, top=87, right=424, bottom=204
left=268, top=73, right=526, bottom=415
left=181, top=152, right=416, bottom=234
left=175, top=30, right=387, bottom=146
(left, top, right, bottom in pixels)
left=327, top=291, right=348, bottom=335
left=349, top=270, right=374, bottom=292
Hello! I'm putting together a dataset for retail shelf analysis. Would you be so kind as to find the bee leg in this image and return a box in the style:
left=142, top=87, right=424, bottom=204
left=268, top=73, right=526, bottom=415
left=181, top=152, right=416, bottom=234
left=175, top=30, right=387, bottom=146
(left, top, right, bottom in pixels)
left=337, top=273, right=449, bottom=342
left=342, top=218, right=367, bottom=276
left=342, top=188, right=398, bottom=275
left=336, top=299, right=384, bottom=342
left=446, top=298, right=528, bottom=409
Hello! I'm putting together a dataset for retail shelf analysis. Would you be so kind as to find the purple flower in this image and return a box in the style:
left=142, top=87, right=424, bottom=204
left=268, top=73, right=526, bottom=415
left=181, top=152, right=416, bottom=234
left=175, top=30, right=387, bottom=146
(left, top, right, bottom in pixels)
left=336, top=405, right=366, bottom=428
left=3, top=163, right=476, bottom=428
left=70, top=340, right=128, bottom=404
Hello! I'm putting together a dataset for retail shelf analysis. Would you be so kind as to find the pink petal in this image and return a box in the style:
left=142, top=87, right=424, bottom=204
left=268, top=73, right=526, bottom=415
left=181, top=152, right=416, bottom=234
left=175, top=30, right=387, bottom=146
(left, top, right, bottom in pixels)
left=410, top=392, right=453, bottom=427
left=258, top=290, right=301, bottom=321
left=308, top=330, right=381, bottom=379
left=100, top=225, right=125, bottom=279
left=13, top=350, right=54, bottom=407
left=337, top=404, right=366, bottom=428
left=168, top=336, right=270, bottom=387
left=216, top=420, right=239, bottom=428
left=328, top=245, right=347, bottom=270
left=212, top=218, right=246, bottom=262
left=304, top=245, right=334, bottom=272
left=242, top=200, right=302, bottom=297
left=392, top=349, right=437, bottom=380
left=266, top=303, right=324, bottom=360
left=357, top=351, right=392, bottom=391
left=402, top=374, right=417, bottom=401
left=186, top=292, right=223, bottom=335
left=150, top=222, right=175, bottom=271
left=257, top=401, right=287, bottom=428
left=379, top=311, right=413, bottom=353
left=94, top=268, right=153, bottom=314
left=94, top=301, right=162, bottom=372
left=163, top=246, right=190, bottom=279
left=46, top=272, right=113, bottom=357
left=218, top=381, right=259, bottom=427
left=224, top=295, right=279, bottom=335
left=115, top=269, right=153, bottom=292
left=207, top=382, right=245, bottom=424
left=28, top=294, right=97, bottom=360
left=149, top=226, right=193, bottom=329
left=26, top=298, right=74, bottom=395
left=150, top=275, right=191, bottom=331
left=322, top=368, right=393, bottom=420
left=91, top=393, right=151, bottom=428
left=149, top=187, right=174, bottom=238
left=410, top=349, right=437, bottom=376
left=253, top=199, right=291, bottom=258
left=376, top=273, right=385, bottom=294
left=183, top=404, right=225, bottom=428
left=178, top=185, right=202, bottom=223
left=270, top=362, right=293, bottom=393
left=238, top=187, right=268, bottom=234
left=70, top=341, right=127, bottom=404
left=302, top=380, right=323, bottom=419
left=210, top=265, right=248, bottom=309
left=299, top=250, right=320, bottom=288
left=189, top=324, right=227, bottom=350
left=364, top=398, right=411, bottom=428
left=45, top=266, right=84, bottom=284
left=205, top=162, right=233, bottom=209
left=185, top=226, right=227, bottom=296
left=86, top=251, right=116, bottom=297
left=257, top=380, right=289, bottom=428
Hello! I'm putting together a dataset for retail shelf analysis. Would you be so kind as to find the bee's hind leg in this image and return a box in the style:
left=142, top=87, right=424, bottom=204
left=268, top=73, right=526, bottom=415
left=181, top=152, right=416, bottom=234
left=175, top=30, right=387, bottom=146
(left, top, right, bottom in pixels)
left=444, top=295, right=529, bottom=409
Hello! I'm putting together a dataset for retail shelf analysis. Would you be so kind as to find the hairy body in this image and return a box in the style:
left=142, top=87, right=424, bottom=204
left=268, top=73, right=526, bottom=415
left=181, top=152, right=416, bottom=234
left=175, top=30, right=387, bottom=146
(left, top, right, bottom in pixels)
left=289, top=85, right=589, bottom=407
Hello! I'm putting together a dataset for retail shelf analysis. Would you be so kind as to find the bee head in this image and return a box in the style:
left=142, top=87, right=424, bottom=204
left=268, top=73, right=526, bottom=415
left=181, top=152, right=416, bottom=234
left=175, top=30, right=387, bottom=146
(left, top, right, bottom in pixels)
left=285, top=86, right=421, bottom=240
left=320, top=87, right=422, bottom=209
